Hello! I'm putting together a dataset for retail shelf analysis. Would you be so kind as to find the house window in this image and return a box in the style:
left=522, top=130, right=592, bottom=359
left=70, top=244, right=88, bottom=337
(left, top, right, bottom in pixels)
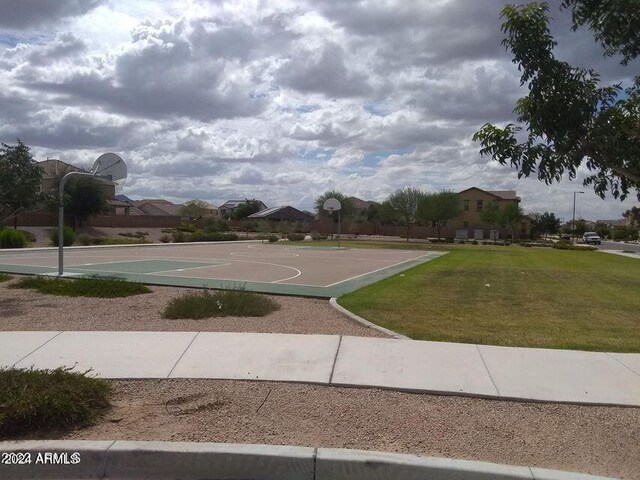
left=463, top=200, right=469, bottom=212
left=476, top=200, right=483, bottom=212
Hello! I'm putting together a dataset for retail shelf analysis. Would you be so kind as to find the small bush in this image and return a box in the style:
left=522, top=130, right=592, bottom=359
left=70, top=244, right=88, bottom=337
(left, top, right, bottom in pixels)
left=0, top=229, right=28, bottom=248
left=188, top=230, right=238, bottom=242
left=287, top=233, right=306, bottom=241
left=241, top=220, right=260, bottom=232
left=118, top=231, right=149, bottom=239
left=0, top=274, right=12, bottom=283
left=552, top=243, right=596, bottom=251
left=0, top=367, right=112, bottom=438
left=172, top=230, right=185, bottom=243
left=203, top=218, right=230, bottom=233
left=163, top=288, right=279, bottom=319
left=8, top=275, right=152, bottom=297
left=267, top=235, right=279, bottom=243
left=159, top=234, right=172, bottom=243
left=177, top=222, right=197, bottom=232
left=161, top=228, right=174, bottom=234
left=91, top=238, right=148, bottom=245
left=17, top=230, right=36, bottom=243
left=78, top=233, right=93, bottom=246
left=471, top=240, right=478, bottom=245
left=311, top=232, right=327, bottom=240
left=49, top=226, right=75, bottom=247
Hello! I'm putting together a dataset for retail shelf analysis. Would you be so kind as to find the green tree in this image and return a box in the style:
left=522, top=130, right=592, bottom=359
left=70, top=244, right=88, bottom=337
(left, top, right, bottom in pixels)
left=529, top=211, right=561, bottom=237
left=417, top=190, right=463, bottom=240
left=233, top=199, right=263, bottom=220
left=366, top=201, right=396, bottom=235
left=386, top=187, right=426, bottom=241
left=314, top=190, right=353, bottom=222
left=179, top=199, right=211, bottom=221
left=594, top=223, right=611, bottom=239
left=565, top=218, right=588, bottom=237
left=499, top=203, right=524, bottom=240
left=0, top=140, right=43, bottom=228
left=562, top=0, right=640, bottom=66
left=623, top=206, right=640, bottom=226
left=480, top=202, right=505, bottom=242
left=473, top=2, right=640, bottom=201
left=64, top=177, right=107, bottom=229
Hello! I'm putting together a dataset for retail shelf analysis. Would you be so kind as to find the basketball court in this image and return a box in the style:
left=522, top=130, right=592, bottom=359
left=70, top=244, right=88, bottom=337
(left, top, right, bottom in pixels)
left=0, top=242, right=445, bottom=297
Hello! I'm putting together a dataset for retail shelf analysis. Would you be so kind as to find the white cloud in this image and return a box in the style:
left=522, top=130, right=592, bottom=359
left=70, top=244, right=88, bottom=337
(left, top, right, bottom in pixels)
left=0, top=0, right=636, bottom=220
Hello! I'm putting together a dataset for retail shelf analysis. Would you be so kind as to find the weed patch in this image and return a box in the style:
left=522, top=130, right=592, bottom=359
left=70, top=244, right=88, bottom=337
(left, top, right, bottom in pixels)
left=8, top=275, right=151, bottom=297
left=0, top=367, right=112, bottom=439
left=163, top=288, right=279, bottom=319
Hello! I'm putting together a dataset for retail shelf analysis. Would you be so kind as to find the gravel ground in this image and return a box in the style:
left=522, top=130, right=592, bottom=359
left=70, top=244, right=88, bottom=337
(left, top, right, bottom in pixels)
left=55, top=379, right=640, bottom=480
left=2, top=275, right=638, bottom=478
left=0, top=278, right=386, bottom=336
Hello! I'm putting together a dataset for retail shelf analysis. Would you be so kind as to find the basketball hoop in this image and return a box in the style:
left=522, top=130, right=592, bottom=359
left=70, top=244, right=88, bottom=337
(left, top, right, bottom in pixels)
left=58, top=153, right=127, bottom=275
left=323, top=198, right=342, bottom=248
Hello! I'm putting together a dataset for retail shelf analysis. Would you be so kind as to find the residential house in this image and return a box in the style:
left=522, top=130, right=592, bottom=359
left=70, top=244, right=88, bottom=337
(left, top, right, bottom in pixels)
left=132, top=199, right=184, bottom=217
left=38, top=159, right=120, bottom=213
left=447, top=187, right=531, bottom=240
left=218, top=199, right=267, bottom=218
left=247, top=206, right=314, bottom=223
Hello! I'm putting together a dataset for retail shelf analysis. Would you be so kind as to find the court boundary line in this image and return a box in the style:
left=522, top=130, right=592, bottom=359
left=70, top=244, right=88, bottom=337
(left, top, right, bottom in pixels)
left=323, top=253, right=434, bottom=287
left=0, top=248, right=446, bottom=297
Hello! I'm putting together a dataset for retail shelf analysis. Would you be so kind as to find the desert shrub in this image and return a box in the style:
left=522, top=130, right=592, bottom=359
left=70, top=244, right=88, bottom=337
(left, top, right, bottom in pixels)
left=9, top=275, right=151, bottom=297
left=0, top=229, right=28, bottom=248
left=241, top=220, right=260, bottom=232
left=188, top=230, right=238, bottom=242
left=267, top=235, right=279, bottom=243
left=0, top=367, right=112, bottom=438
left=202, top=218, right=229, bottom=232
left=172, top=230, right=185, bottom=243
left=91, top=238, right=148, bottom=245
left=17, top=230, right=36, bottom=242
left=0, top=274, right=12, bottom=283
left=161, top=228, right=174, bottom=234
left=311, top=232, right=327, bottom=240
left=159, top=234, right=172, bottom=243
left=163, top=288, right=279, bottom=319
left=287, top=233, right=306, bottom=241
left=49, top=226, right=75, bottom=247
left=176, top=222, right=197, bottom=232
left=78, top=233, right=93, bottom=246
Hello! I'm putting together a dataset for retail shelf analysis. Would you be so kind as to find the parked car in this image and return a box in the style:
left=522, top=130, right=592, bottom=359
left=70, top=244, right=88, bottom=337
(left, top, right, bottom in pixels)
left=583, top=232, right=601, bottom=245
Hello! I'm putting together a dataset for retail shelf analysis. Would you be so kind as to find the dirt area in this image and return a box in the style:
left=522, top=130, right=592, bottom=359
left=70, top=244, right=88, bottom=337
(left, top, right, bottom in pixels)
left=0, top=279, right=386, bottom=337
left=16, top=226, right=179, bottom=248
left=54, top=379, right=640, bottom=480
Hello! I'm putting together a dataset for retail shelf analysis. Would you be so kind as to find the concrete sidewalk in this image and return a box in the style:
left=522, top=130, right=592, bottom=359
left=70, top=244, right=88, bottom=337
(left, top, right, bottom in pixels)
left=2, top=331, right=639, bottom=406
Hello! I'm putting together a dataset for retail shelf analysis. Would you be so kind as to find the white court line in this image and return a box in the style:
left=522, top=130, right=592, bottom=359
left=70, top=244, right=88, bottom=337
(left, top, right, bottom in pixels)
left=323, top=253, right=438, bottom=287
left=270, top=268, right=302, bottom=283
left=151, top=263, right=231, bottom=274
left=230, top=252, right=300, bottom=258
left=75, top=258, right=163, bottom=267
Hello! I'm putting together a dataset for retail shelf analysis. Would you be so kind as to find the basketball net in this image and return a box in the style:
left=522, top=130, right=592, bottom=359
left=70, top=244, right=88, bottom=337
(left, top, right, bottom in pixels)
left=114, top=178, right=126, bottom=192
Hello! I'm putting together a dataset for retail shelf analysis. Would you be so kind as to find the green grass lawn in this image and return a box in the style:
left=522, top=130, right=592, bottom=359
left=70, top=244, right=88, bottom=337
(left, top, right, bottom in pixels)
left=334, top=241, right=640, bottom=352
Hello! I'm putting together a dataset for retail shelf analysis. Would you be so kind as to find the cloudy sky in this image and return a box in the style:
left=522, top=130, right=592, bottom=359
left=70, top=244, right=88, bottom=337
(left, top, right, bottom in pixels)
left=1, top=0, right=637, bottom=221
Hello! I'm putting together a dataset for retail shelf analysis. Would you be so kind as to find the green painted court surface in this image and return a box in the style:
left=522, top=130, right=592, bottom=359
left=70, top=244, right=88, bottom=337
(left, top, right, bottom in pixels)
left=0, top=242, right=444, bottom=297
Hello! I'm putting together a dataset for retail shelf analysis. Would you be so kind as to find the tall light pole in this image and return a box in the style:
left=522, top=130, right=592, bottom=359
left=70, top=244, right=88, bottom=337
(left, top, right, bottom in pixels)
left=572, top=191, right=584, bottom=243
